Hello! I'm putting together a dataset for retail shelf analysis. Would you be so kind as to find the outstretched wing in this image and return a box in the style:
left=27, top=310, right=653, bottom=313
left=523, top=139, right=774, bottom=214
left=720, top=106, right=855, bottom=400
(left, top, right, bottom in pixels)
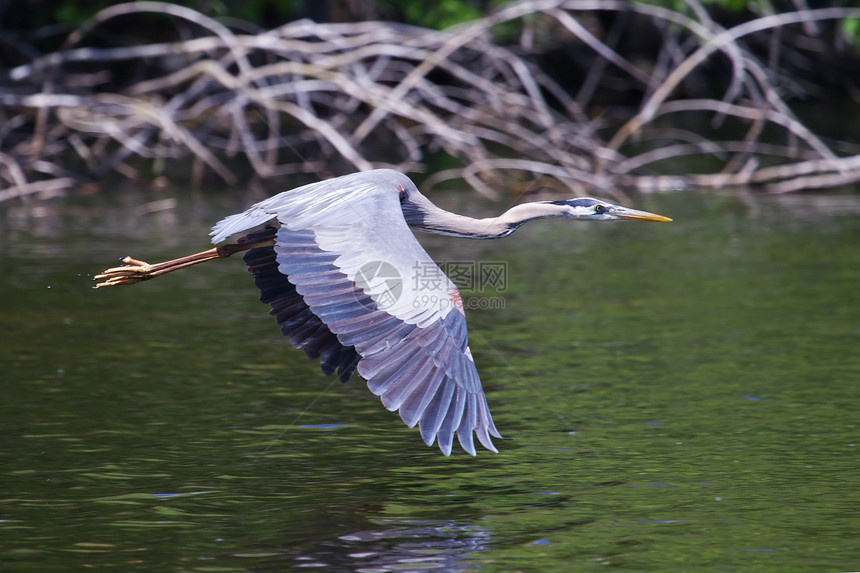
left=239, top=227, right=360, bottom=383
left=212, top=170, right=501, bottom=455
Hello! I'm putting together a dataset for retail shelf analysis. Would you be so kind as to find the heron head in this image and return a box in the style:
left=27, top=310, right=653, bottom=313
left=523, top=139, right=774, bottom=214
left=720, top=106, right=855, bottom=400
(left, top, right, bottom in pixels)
left=546, top=198, right=672, bottom=222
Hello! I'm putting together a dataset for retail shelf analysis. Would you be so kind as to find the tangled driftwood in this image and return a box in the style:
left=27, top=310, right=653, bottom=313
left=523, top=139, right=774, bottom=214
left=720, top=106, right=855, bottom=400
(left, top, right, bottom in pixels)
left=2, top=0, right=860, bottom=202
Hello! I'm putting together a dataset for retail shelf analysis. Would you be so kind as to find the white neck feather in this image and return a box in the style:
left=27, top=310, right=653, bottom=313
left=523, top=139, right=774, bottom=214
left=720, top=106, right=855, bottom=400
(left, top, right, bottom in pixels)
left=416, top=201, right=569, bottom=239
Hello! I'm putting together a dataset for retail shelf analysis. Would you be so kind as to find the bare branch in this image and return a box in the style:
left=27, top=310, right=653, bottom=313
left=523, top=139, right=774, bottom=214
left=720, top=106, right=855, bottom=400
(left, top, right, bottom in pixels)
left=1, top=0, right=859, bottom=201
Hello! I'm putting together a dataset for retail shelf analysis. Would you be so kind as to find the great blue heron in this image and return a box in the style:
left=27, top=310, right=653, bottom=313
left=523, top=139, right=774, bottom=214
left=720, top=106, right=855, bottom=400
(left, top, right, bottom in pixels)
left=96, top=169, right=671, bottom=456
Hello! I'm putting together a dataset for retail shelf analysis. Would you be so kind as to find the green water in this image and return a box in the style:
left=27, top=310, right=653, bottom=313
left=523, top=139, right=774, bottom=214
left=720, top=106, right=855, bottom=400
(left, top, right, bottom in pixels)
left=1, top=187, right=858, bottom=571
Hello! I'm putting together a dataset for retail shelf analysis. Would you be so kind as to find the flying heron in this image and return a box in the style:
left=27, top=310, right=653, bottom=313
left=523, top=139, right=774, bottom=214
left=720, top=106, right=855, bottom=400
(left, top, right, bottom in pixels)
left=96, top=169, right=671, bottom=456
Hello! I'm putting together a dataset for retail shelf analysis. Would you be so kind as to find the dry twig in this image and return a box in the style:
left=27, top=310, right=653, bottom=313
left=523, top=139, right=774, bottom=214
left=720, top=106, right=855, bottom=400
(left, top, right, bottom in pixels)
left=2, top=0, right=860, bottom=201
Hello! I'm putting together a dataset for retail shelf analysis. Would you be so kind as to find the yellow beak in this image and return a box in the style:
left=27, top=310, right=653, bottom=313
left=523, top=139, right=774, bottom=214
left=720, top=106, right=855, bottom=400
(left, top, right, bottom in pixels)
left=614, top=207, right=673, bottom=222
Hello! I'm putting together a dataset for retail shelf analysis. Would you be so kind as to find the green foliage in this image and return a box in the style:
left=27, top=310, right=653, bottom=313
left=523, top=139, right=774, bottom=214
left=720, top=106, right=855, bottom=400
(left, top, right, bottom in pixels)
left=380, top=0, right=485, bottom=29
left=634, top=0, right=860, bottom=53
left=14, top=0, right=300, bottom=30
left=53, top=1, right=113, bottom=24
left=707, top=0, right=754, bottom=11
left=206, top=0, right=300, bottom=25
left=635, top=0, right=750, bottom=14
left=18, top=0, right=495, bottom=31
left=640, top=0, right=860, bottom=15
left=843, top=16, right=860, bottom=45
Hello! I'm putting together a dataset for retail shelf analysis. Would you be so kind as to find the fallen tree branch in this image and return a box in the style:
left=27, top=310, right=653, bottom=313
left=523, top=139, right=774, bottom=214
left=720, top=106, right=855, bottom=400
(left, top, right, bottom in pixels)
left=2, top=0, right=859, bottom=201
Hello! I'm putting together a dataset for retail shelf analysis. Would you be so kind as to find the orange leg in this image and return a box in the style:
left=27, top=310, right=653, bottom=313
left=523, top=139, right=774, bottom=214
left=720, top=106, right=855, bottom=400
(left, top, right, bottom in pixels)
left=94, top=239, right=275, bottom=288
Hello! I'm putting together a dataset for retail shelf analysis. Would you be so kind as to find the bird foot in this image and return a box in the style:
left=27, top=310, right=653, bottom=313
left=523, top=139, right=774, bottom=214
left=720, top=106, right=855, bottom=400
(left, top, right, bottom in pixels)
left=94, top=257, right=154, bottom=287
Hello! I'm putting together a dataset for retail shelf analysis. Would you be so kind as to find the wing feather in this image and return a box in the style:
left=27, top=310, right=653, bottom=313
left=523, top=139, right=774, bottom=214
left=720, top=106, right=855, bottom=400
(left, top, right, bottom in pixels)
left=436, top=388, right=467, bottom=457
left=399, top=366, right=446, bottom=428
left=378, top=359, right=437, bottom=415
left=419, top=378, right=455, bottom=447
left=240, top=228, right=359, bottom=383
left=213, top=170, right=501, bottom=455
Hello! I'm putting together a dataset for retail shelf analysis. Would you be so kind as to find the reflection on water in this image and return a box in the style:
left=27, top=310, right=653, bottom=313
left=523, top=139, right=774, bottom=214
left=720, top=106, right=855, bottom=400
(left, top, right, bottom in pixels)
left=298, top=519, right=489, bottom=571
left=2, top=186, right=859, bottom=571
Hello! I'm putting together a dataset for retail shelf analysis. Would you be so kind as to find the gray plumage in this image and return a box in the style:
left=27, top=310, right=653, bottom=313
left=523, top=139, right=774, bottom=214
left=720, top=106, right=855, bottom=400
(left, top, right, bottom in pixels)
left=212, top=170, right=499, bottom=456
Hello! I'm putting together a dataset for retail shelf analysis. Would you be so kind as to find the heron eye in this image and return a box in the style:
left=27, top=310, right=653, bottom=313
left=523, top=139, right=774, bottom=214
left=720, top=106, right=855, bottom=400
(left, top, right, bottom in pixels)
left=594, top=204, right=606, bottom=214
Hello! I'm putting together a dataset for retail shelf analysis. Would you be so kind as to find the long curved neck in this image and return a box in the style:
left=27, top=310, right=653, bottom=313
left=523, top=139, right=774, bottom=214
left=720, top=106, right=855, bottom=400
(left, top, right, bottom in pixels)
left=411, top=200, right=564, bottom=239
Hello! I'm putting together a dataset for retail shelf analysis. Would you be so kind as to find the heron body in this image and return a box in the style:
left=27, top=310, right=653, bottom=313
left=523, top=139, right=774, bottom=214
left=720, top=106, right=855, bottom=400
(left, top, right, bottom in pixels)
left=97, top=169, right=671, bottom=456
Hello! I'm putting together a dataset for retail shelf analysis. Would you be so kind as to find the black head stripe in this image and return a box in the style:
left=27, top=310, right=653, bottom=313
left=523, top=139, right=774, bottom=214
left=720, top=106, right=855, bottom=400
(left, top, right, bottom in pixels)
left=548, top=198, right=601, bottom=208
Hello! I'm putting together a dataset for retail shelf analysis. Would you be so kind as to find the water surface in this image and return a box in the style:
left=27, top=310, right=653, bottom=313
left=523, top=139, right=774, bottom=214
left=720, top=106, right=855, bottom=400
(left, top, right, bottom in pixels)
left=1, top=186, right=858, bottom=571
